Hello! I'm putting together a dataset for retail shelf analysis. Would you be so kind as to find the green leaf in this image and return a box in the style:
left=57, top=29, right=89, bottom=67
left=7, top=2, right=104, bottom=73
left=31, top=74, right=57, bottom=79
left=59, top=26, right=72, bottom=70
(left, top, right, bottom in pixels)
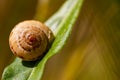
left=2, top=0, right=84, bottom=80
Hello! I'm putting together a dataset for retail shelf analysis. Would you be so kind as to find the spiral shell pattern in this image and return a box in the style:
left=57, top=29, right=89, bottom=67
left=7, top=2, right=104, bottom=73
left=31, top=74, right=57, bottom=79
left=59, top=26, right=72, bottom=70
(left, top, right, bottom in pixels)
left=9, top=20, right=54, bottom=61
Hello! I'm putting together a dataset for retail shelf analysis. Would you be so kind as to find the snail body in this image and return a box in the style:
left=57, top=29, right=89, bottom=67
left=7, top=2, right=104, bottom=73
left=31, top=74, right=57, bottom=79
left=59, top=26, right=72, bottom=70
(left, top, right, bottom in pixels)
left=9, top=20, right=54, bottom=61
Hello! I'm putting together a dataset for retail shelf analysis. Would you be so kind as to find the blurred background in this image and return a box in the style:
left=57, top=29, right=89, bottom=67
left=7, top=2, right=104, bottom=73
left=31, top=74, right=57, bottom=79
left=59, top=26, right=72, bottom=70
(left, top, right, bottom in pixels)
left=0, top=0, right=120, bottom=80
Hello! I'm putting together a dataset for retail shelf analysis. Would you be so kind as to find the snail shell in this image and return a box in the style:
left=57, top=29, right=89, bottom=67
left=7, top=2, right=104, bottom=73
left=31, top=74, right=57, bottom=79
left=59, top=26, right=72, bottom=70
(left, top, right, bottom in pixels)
left=9, top=20, right=54, bottom=61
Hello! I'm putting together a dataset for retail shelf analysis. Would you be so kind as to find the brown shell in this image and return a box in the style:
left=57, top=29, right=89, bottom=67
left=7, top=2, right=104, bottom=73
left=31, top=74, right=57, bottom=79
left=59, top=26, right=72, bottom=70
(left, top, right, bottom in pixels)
left=9, top=20, right=54, bottom=61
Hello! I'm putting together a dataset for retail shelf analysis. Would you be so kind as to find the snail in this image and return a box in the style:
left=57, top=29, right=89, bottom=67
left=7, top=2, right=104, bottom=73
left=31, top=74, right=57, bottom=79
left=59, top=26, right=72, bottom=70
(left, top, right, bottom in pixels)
left=9, top=20, right=54, bottom=61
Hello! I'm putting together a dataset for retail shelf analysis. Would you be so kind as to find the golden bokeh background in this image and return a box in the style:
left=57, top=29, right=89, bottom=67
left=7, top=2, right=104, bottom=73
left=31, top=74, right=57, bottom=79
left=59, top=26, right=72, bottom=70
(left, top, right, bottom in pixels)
left=0, top=0, right=120, bottom=80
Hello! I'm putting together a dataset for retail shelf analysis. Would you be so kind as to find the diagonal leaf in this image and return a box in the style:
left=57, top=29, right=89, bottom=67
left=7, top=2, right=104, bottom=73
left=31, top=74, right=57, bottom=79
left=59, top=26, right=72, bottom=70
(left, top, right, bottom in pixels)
left=2, top=0, right=84, bottom=80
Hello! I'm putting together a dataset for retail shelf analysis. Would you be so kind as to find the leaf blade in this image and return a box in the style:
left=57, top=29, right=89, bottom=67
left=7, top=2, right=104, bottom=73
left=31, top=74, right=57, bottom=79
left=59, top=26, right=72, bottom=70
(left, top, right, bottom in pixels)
left=2, top=0, right=84, bottom=80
